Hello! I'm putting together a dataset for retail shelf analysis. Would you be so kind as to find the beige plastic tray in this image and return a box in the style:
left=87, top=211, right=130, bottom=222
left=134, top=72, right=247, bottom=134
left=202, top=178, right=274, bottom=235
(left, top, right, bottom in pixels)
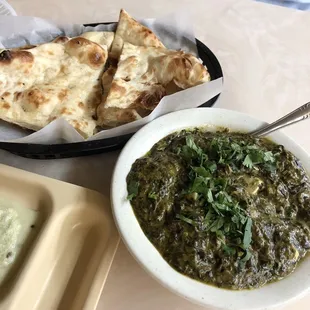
left=0, top=164, right=119, bottom=310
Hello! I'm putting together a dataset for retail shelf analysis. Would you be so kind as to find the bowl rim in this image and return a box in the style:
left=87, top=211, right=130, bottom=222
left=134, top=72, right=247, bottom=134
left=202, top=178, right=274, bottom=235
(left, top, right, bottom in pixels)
left=111, top=108, right=310, bottom=310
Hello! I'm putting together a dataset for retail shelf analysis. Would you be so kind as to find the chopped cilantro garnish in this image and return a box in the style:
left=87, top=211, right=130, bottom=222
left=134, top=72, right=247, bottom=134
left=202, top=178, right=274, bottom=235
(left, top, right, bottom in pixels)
left=239, top=249, right=252, bottom=269
left=176, top=214, right=196, bottom=226
left=223, top=244, right=237, bottom=255
left=186, top=135, right=204, bottom=157
left=174, top=134, right=275, bottom=258
left=205, top=161, right=217, bottom=173
left=207, top=189, right=214, bottom=203
left=243, top=155, right=253, bottom=169
left=148, top=192, right=158, bottom=200
left=127, top=180, right=139, bottom=201
left=243, top=218, right=252, bottom=249
left=264, top=151, right=275, bottom=162
left=192, top=166, right=211, bottom=178
left=191, top=176, right=209, bottom=195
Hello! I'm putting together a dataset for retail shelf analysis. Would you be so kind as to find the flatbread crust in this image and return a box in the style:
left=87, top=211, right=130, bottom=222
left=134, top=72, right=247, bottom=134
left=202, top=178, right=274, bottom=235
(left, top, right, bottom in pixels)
left=0, top=35, right=110, bottom=138
left=97, top=42, right=210, bottom=127
left=110, top=9, right=165, bottom=59
left=9, top=31, right=114, bottom=51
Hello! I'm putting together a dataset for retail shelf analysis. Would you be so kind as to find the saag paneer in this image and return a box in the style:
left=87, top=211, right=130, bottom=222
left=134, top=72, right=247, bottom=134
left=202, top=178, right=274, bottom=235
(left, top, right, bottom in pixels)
left=126, top=129, right=310, bottom=290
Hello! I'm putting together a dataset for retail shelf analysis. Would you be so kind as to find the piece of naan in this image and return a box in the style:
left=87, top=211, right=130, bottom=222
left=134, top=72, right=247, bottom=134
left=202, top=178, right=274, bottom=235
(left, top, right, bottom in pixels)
left=0, top=33, right=113, bottom=138
left=110, top=9, right=165, bottom=59
left=97, top=42, right=210, bottom=127
left=100, top=9, right=165, bottom=126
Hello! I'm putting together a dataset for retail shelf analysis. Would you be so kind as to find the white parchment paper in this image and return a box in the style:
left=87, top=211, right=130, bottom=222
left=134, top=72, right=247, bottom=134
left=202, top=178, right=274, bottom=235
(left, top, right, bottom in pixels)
left=0, top=12, right=223, bottom=144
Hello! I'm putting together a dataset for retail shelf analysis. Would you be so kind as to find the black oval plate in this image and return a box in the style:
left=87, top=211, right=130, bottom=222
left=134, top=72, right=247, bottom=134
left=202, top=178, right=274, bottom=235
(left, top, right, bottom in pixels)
left=0, top=26, right=223, bottom=159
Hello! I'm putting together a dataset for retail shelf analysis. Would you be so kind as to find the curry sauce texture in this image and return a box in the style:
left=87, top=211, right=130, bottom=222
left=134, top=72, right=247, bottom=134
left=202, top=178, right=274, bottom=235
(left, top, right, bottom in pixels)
left=126, top=130, right=310, bottom=289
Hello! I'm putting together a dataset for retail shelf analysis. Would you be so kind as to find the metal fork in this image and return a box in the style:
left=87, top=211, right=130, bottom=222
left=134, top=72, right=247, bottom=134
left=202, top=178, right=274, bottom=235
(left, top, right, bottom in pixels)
left=250, top=102, right=310, bottom=137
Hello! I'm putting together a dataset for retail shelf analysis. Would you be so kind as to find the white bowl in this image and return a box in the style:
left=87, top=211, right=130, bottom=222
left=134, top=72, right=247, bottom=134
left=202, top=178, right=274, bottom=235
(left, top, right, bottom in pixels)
left=111, top=108, right=310, bottom=310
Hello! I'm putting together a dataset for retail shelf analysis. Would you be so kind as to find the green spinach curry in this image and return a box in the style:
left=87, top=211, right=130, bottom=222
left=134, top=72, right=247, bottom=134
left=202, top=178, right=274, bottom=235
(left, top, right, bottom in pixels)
left=126, top=129, right=310, bottom=290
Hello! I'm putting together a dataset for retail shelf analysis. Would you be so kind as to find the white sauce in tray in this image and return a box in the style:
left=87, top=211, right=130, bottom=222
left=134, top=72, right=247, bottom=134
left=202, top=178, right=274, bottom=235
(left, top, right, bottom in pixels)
left=0, top=201, right=39, bottom=285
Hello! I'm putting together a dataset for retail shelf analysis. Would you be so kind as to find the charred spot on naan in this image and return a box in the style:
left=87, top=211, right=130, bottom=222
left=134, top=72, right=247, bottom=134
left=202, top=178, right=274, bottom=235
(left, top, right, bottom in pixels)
left=1, top=91, right=10, bottom=97
left=133, top=85, right=166, bottom=110
left=13, top=91, right=22, bottom=101
left=53, top=36, right=70, bottom=44
left=23, top=88, right=49, bottom=110
left=65, top=37, right=108, bottom=69
left=88, top=50, right=106, bottom=68
left=1, top=103, right=10, bottom=109
left=78, top=102, right=84, bottom=109
left=0, top=50, right=34, bottom=65
left=58, top=89, right=68, bottom=101
left=60, top=107, right=75, bottom=115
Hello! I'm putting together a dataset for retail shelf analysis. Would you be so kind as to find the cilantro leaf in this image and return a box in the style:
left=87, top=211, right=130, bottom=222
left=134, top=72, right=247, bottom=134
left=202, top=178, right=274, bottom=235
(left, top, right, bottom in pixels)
left=243, top=218, right=252, bottom=249
left=181, top=145, right=194, bottom=160
left=224, top=223, right=231, bottom=233
left=248, top=149, right=264, bottom=164
left=213, top=202, right=230, bottom=211
left=207, top=189, right=214, bottom=203
left=243, top=155, right=253, bottom=169
left=264, top=162, right=277, bottom=173
left=264, top=151, right=275, bottom=162
left=148, top=192, right=158, bottom=200
left=192, top=166, right=211, bottom=178
left=191, top=176, right=209, bottom=195
left=186, top=135, right=204, bottom=157
left=205, top=161, right=217, bottom=173
left=239, top=249, right=252, bottom=269
left=210, top=217, right=225, bottom=232
left=231, top=143, right=242, bottom=152
left=231, top=214, right=240, bottom=224
left=204, top=208, right=214, bottom=224
left=176, top=214, right=196, bottom=226
left=127, top=180, right=139, bottom=201
left=223, top=244, right=236, bottom=255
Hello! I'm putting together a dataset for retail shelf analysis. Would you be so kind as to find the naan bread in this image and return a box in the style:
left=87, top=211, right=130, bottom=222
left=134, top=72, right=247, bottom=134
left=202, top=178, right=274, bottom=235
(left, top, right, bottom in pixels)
left=0, top=34, right=110, bottom=138
left=97, top=42, right=210, bottom=127
left=110, top=9, right=165, bottom=58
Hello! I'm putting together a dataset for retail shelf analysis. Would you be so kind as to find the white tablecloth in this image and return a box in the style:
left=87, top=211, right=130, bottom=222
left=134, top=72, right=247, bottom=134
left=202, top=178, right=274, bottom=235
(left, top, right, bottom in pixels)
left=1, top=0, right=310, bottom=309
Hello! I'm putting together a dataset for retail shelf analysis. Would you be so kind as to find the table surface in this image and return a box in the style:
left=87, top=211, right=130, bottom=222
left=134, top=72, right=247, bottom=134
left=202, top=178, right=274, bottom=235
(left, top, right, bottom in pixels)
left=2, top=0, right=310, bottom=309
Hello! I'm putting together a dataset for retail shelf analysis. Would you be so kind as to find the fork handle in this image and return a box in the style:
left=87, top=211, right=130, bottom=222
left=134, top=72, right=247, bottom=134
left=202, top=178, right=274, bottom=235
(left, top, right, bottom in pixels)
left=250, top=102, right=310, bottom=137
